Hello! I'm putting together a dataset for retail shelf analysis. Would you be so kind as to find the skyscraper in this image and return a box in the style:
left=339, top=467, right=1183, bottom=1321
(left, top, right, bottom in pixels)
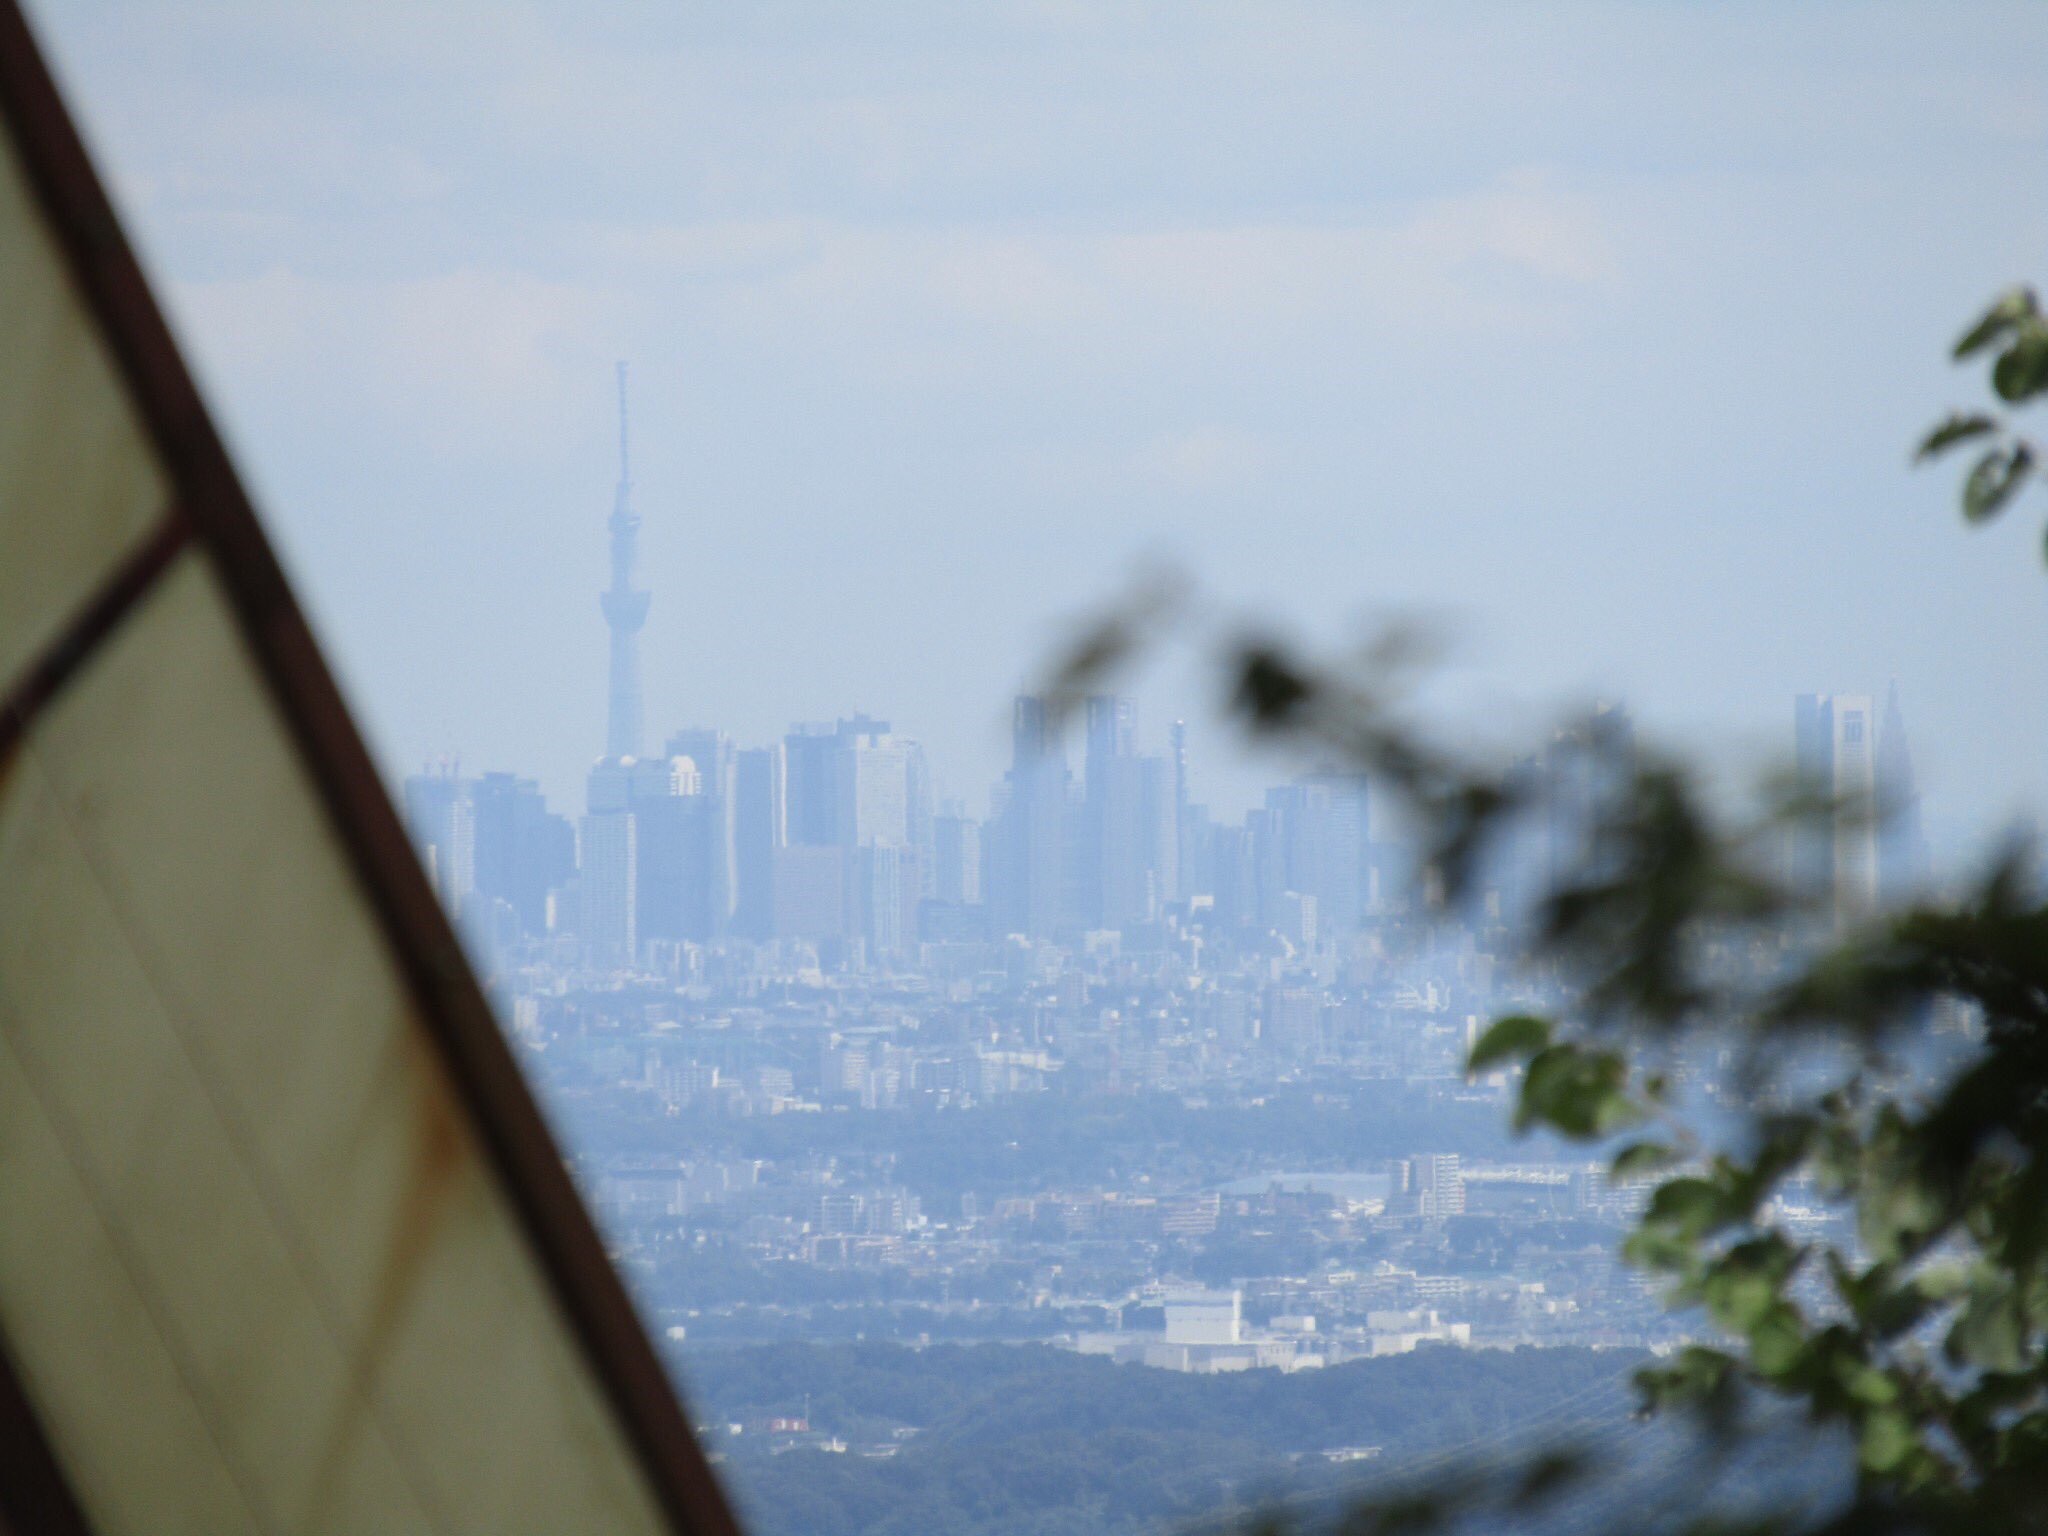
left=402, top=764, right=476, bottom=913
left=987, top=695, right=1070, bottom=939
left=1876, top=681, right=1929, bottom=907
left=600, top=362, right=649, bottom=761
left=769, top=716, right=930, bottom=955
left=1793, top=693, right=1837, bottom=903
left=733, top=744, right=787, bottom=939
left=1793, top=691, right=1887, bottom=928
left=933, top=807, right=982, bottom=904
left=1082, top=695, right=1144, bottom=929
left=666, top=727, right=739, bottom=933
left=1831, top=694, right=1880, bottom=925
left=471, top=770, right=576, bottom=936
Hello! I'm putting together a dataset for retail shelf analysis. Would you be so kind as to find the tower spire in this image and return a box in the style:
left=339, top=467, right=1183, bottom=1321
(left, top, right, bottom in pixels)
left=600, top=361, right=649, bottom=760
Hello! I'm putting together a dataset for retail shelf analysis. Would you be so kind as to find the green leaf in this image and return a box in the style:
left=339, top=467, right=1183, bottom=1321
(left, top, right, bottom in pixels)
left=1859, top=1405, right=1919, bottom=1475
left=1954, top=287, right=2039, bottom=359
left=1610, top=1141, right=1677, bottom=1180
left=1468, top=1013, right=1550, bottom=1072
left=1512, top=1449, right=1587, bottom=1506
left=1947, top=1273, right=2027, bottom=1372
left=1634, top=1347, right=1736, bottom=1416
left=1644, top=1176, right=1732, bottom=1241
left=1621, top=1225, right=1695, bottom=1274
left=1844, top=1364, right=1900, bottom=1408
left=1700, top=1236, right=1801, bottom=1335
left=1962, top=443, right=2034, bottom=525
left=1516, top=1043, right=1639, bottom=1138
left=1704, top=1266, right=1778, bottom=1334
left=1748, top=1304, right=1808, bottom=1378
left=1992, top=333, right=2048, bottom=403
left=1915, top=412, right=1999, bottom=461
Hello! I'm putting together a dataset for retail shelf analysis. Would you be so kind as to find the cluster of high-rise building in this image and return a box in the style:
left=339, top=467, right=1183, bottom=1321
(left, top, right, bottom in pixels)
left=406, top=691, right=1380, bottom=976
left=400, top=376, right=1931, bottom=980
left=380, top=376, right=1949, bottom=1411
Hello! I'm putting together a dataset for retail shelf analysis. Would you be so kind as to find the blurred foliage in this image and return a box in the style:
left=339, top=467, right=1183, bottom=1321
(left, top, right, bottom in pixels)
left=1082, top=289, right=2048, bottom=1535
left=1918, top=286, right=2047, bottom=545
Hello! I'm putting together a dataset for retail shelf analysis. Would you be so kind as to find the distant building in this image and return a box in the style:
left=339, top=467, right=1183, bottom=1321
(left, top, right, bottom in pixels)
left=776, top=716, right=930, bottom=956
left=1795, top=690, right=1914, bottom=927
left=1163, top=1289, right=1242, bottom=1346
left=932, top=807, right=981, bottom=905
left=987, top=696, right=1070, bottom=940
left=471, top=771, right=575, bottom=937
left=582, top=754, right=693, bottom=964
left=402, top=765, right=476, bottom=913
left=733, top=744, right=786, bottom=940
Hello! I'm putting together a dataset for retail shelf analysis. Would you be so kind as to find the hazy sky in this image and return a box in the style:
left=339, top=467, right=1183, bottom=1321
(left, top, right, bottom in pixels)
left=33, top=2, right=2048, bottom=844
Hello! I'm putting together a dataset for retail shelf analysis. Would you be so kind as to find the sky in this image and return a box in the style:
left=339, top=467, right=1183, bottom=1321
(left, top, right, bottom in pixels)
left=31, top=1, right=2048, bottom=849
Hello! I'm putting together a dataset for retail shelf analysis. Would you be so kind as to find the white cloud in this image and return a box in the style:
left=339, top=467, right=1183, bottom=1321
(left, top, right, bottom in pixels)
left=588, top=168, right=1624, bottom=380
left=170, top=266, right=618, bottom=445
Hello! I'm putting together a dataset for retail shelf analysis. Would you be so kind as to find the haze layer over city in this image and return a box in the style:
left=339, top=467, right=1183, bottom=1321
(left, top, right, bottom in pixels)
left=36, top=1, right=2048, bottom=841
left=28, top=4, right=2048, bottom=1535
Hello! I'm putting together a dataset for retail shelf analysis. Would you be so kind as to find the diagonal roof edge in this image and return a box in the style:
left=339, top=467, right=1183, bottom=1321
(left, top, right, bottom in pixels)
left=0, top=8, right=741, bottom=1534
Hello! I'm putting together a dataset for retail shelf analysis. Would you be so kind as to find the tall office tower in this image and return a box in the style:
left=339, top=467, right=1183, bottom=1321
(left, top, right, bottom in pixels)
left=1169, top=719, right=1192, bottom=902
left=859, top=844, right=915, bottom=959
left=1831, top=694, right=1880, bottom=925
left=578, top=809, right=637, bottom=966
left=470, top=771, right=576, bottom=936
left=836, top=716, right=915, bottom=846
left=1138, top=754, right=1179, bottom=918
left=933, top=806, right=982, bottom=904
left=637, top=755, right=728, bottom=944
left=783, top=722, right=843, bottom=846
left=1792, top=693, right=1838, bottom=900
left=1085, top=693, right=1135, bottom=762
left=1793, top=692, right=1882, bottom=928
left=1287, top=770, right=1369, bottom=939
left=402, top=765, right=476, bottom=914
left=1208, top=821, right=1252, bottom=928
left=1179, top=801, right=1217, bottom=905
left=733, top=744, right=786, bottom=939
left=906, top=743, right=936, bottom=895
left=599, top=363, right=649, bottom=761
left=1876, top=682, right=1928, bottom=906
left=582, top=753, right=680, bottom=964
left=1246, top=804, right=1288, bottom=928
left=1082, top=694, right=1150, bottom=929
left=773, top=716, right=927, bottom=955
left=772, top=844, right=852, bottom=945
left=987, top=695, right=1070, bottom=938
left=666, top=727, right=738, bottom=931
left=1543, top=702, right=1635, bottom=892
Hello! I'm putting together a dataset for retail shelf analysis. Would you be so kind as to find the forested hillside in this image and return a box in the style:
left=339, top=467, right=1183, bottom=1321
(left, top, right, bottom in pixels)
left=678, top=1342, right=1641, bottom=1536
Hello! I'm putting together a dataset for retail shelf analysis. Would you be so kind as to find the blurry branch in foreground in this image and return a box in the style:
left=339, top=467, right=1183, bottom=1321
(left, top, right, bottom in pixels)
left=1058, top=289, right=2048, bottom=1535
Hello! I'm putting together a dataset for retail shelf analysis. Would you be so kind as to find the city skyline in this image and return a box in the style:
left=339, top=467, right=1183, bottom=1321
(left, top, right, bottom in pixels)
left=11, top=9, right=2042, bottom=1535
left=31, top=2, right=2048, bottom=844
left=396, top=446, right=1935, bottom=975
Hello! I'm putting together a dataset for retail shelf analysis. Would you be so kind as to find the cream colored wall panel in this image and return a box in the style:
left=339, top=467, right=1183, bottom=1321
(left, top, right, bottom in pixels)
left=28, top=555, right=432, bottom=1335
left=364, top=1164, right=666, bottom=1534
left=0, top=125, right=170, bottom=691
left=0, top=751, right=260, bottom=1535
left=0, top=743, right=187, bottom=1187
left=0, top=1028, right=264, bottom=1536
left=0, top=737, right=439, bottom=1534
left=23, top=544, right=669, bottom=1532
